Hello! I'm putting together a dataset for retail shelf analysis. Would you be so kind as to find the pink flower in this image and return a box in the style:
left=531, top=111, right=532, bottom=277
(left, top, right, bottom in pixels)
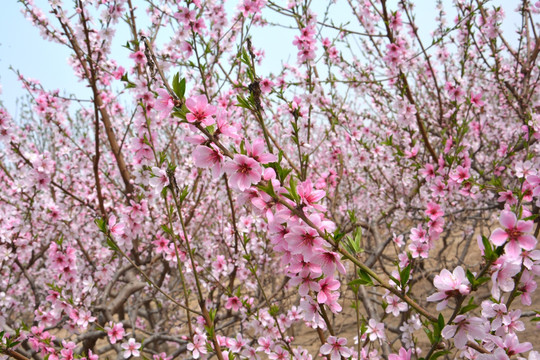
left=223, top=154, right=262, bottom=191
left=409, top=240, right=429, bottom=259
left=215, top=110, right=239, bottom=139
left=225, top=296, right=242, bottom=311
left=517, top=270, right=537, bottom=305
left=470, top=92, right=485, bottom=107
left=320, top=336, right=352, bottom=360
left=87, top=349, right=99, bottom=360
left=427, top=266, right=470, bottom=311
left=311, top=250, right=346, bottom=276
left=121, top=338, right=141, bottom=358
left=384, top=294, right=408, bottom=316
left=153, top=352, right=172, bottom=360
left=149, top=167, right=170, bottom=193
left=425, top=202, right=444, bottom=220
left=389, top=347, right=412, bottom=360
left=289, top=269, right=320, bottom=296
left=192, top=144, right=224, bottom=178
left=449, top=165, right=470, bottom=183
left=260, top=78, right=274, bottom=93
left=155, top=88, right=174, bottom=117
left=256, top=337, right=273, bottom=354
left=285, top=225, right=325, bottom=258
left=490, top=255, right=521, bottom=299
left=105, top=322, right=125, bottom=344
left=393, top=233, right=405, bottom=247
left=269, top=346, right=288, bottom=360
left=246, top=139, right=276, bottom=164
left=299, top=296, right=325, bottom=328
left=181, top=41, right=193, bottom=57
left=152, top=234, right=169, bottom=254
left=441, top=315, right=485, bottom=349
left=185, top=95, right=216, bottom=125
left=129, top=50, right=146, bottom=65
left=420, top=163, right=436, bottom=179
left=491, top=333, right=532, bottom=356
left=230, top=333, right=246, bottom=353
left=410, top=224, right=427, bottom=242
left=187, top=334, right=207, bottom=359
left=445, top=81, right=464, bottom=101
left=76, top=309, right=96, bottom=329
left=366, top=318, right=386, bottom=342
left=316, top=277, right=340, bottom=304
left=490, top=210, right=537, bottom=259
left=297, top=179, right=326, bottom=211
left=112, top=66, right=125, bottom=80
left=108, top=215, right=125, bottom=236
left=498, top=190, right=517, bottom=205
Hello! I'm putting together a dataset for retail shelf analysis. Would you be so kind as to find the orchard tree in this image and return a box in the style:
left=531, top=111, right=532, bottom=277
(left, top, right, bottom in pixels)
left=1, top=0, right=540, bottom=359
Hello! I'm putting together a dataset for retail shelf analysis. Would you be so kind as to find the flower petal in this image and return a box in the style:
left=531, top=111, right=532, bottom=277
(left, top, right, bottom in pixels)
left=490, top=228, right=508, bottom=246
left=500, top=211, right=516, bottom=229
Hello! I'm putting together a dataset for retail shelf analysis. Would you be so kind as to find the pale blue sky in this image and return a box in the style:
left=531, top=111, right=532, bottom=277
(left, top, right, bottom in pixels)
left=0, top=1, right=520, bottom=117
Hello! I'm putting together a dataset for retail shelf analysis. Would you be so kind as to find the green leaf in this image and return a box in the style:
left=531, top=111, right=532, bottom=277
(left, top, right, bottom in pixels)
left=209, top=308, right=217, bottom=322
left=269, top=304, right=280, bottom=317
left=171, top=73, right=186, bottom=100
left=55, top=234, right=64, bottom=246
left=481, top=235, right=494, bottom=260
left=523, top=214, right=539, bottom=221
left=400, top=264, right=411, bottom=287
left=172, top=73, right=180, bottom=96
left=437, top=313, right=445, bottom=331
left=179, top=186, right=190, bottom=202
left=287, top=177, right=300, bottom=203
left=160, top=185, right=169, bottom=198
left=345, top=228, right=363, bottom=255
left=459, top=297, right=478, bottom=314
left=236, top=95, right=252, bottom=110
left=257, top=181, right=276, bottom=198
left=106, top=237, right=119, bottom=252
left=178, top=78, right=186, bottom=98
left=432, top=350, right=450, bottom=360
left=94, top=218, right=106, bottom=233
left=348, top=210, right=357, bottom=224
left=475, top=276, right=490, bottom=287
left=423, top=327, right=434, bottom=344
left=161, top=225, right=173, bottom=236
left=349, top=268, right=373, bottom=287
left=466, top=269, right=476, bottom=286
left=334, top=230, right=345, bottom=243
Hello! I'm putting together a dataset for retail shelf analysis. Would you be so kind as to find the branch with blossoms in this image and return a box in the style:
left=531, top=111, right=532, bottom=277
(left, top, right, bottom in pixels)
left=1, top=0, right=540, bottom=360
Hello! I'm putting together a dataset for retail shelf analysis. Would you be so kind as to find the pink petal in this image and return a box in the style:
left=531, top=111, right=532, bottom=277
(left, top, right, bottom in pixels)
left=490, top=228, right=509, bottom=246
left=238, top=174, right=252, bottom=191
left=320, top=344, right=332, bottom=355
left=317, top=291, right=328, bottom=304
left=514, top=342, right=533, bottom=354
left=453, top=329, right=468, bottom=349
left=222, top=161, right=238, bottom=175
left=516, top=220, right=533, bottom=233
left=500, top=211, right=516, bottom=229
left=193, top=146, right=213, bottom=168
left=505, top=240, right=521, bottom=259
left=518, top=234, right=537, bottom=251
left=441, top=325, right=456, bottom=340
left=427, top=292, right=447, bottom=302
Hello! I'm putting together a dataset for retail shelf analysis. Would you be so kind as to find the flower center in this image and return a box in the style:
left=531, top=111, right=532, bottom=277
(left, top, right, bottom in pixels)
left=507, top=227, right=522, bottom=240
left=238, top=163, right=251, bottom=174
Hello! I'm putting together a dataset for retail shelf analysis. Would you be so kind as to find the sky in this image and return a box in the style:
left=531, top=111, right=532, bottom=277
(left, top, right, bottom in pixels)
left=0, top=1, right=522, bottom=118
